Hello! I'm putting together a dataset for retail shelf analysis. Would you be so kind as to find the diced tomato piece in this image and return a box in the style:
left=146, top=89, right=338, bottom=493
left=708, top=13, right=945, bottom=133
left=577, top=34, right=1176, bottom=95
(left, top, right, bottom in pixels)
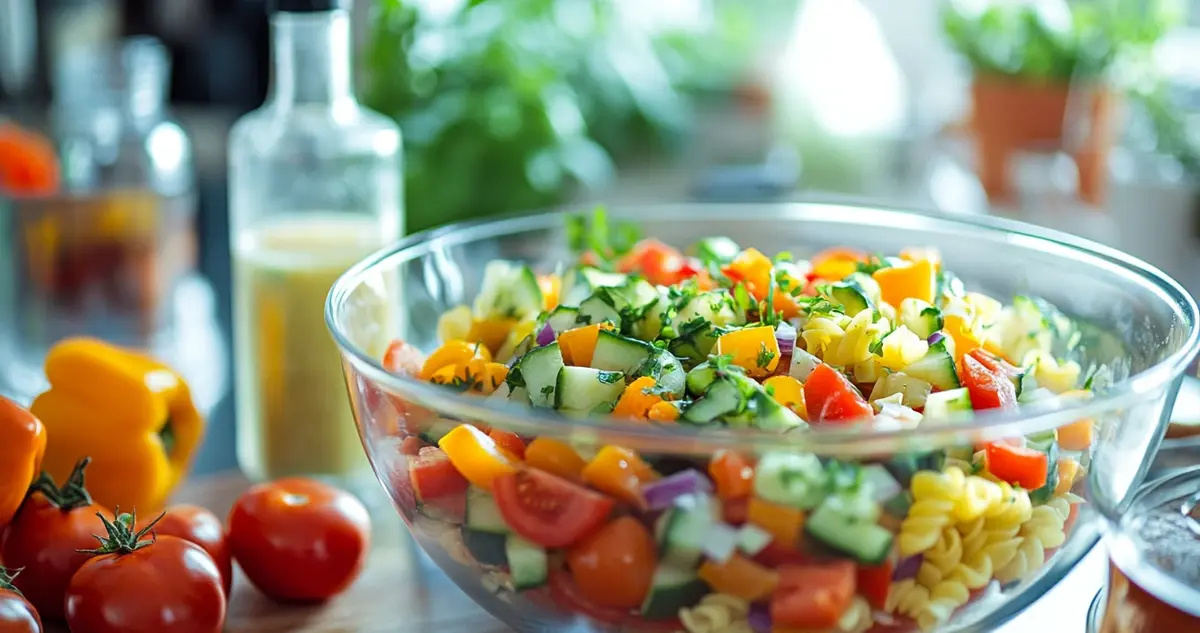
left=985, top=442, right=1050, bottom=489
left=753, top=542, right=817, bottom=568
left=722, top=497, right=750, bottom=526
left=488, top=428, right=527, bottom=459
left=383, top=339, right=426, bottom=376
left=959, top=352, right=1018, bottom=411
left=967, top=348, right=1022, bottom=379
left=548, top=570, right=683, bottom=630
left=856, top=560, right=894, bottom=610
left=409, top=446, right=469, bottom=501
left=770, top=562, right=857, bottom=629
left=493, top=469, right=615, bottom=548
left=617, top=239, right=690, bottom=286
left=400, top=436, right=426, bottom=456
left=709, top=450, right=755, bottom=500
left=803, top=364, right=873, bottom=423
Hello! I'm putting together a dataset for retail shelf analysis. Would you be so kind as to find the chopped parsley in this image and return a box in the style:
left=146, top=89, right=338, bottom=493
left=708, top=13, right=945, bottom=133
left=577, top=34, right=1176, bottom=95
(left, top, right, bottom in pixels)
left=597, top=371, right=623, bottom=385
left=854, top=254, right=892, bottom=275
left=566, top=205, right=640, bottom=270
left=756, top=343, right=777, bottom=368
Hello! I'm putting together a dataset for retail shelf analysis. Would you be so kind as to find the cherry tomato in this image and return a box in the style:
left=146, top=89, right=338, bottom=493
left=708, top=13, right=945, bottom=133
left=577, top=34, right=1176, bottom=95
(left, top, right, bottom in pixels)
left=959, top=353, right=1018, bottom=411
left=2, top=461, right=109, bottom=622
left=227, top=478, right=371, bottom=603
left=66, top=532, right=224, bottom=633
left=803, top=364, right=873, bottom=423
left=548, top=570, right=682, bottom=631
left=492, top=469, right=614, bottom=548
left=137, top=505, right=232, bottom=596
left=0, top=568, right=41, bottom=633
left=566, top=517, right=656, bottom=610
left=770, top=562, right=856, bottom=629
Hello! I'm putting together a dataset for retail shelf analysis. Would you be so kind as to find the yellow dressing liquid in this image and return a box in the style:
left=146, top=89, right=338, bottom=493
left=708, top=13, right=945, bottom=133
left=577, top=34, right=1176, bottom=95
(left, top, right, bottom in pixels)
left=233, top=214, right=394, bottom=482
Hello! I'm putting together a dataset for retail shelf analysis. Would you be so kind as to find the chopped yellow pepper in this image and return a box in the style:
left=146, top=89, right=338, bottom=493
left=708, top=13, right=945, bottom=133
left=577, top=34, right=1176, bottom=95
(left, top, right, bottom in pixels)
left=941, top=313, right=981, bottom=362
left=581, top=446, right=659, bottom=506
left=612, top=376, right=663, bottom=419
left=872, top=258, right=936, bottom=308
left=716, top=326, right=780, bottom=378
left=421, top=340, right=491, bottom=380
left=30, top=337, right=204, bottom=513
left=437, top=424, right=518, bottom=490
left=763, top=375, right=803, bottom=411
left=747, top=497, right=804, bottom=551
left=558, top=323, right=613, bottom=367
left=538, top=274, right=561, bottom=311
left=525, top=437, right=587, bottom=481
left=648, top=401, right=680, bottom=422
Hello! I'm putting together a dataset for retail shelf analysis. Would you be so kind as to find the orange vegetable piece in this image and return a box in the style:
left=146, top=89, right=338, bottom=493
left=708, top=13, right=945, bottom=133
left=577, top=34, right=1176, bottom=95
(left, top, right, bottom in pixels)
left=810, top=247, right=865, bottom=282
left=716, top=326, right=780, bottom=378
left=647, top=401, right=680, bottom=422
left=747, top=497, right=804, bottom=551
left=941, top=313, right=981, bottom=362
left=709, top=451, right=755, bottom=500
left=1055, top=457, right=1081, bottom=496
left=612, top=377, right=663, bottom=419
left=538, top=274, right=561, bottom=311
left=871, top=258, right=936, bottom=308
left=698, top=555, right=780, bottom=602
left=557, top=323, right=614, bottom=367
left=1057, top=418, right=1094, bottom=452
left=728, top=248, right=774, bottom=299
left=524, top=438, right=587, bottom=481
left=437, top=424, right=518, bottom=490
left=467, top=319, right=517, bottom=356
left=422, top=340, right=490, bottom=380
left=0, top=123, right=60, bottom=196
left=581, top=446, right=659, bottom=506
left=900, top=246, right=942, bottom=269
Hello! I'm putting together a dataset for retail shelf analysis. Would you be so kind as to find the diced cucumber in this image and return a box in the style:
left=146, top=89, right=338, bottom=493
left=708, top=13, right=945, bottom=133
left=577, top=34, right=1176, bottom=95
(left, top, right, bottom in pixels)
left=751, top=391, right=806, bottom=431
left=668, top=321, right=720, bottom=367
left=899, top=298, right=943, bottom=340
left=638, top=350, right=686, bottom=398
left=788, top=348, right=822, bottom=383
left=924, top=387, right=974, bottom=421
left=819, top=490, right=881, bottom=523
left=805, top=499, right=893, bottom=565
left=903, top=341, right=960, bottom=390
left=640, top=565, right=709, bottom=621
left=578, top=288, right=623, bottom=328
left=685, top=361, right=718, bottom=396
left=417, top=418, right=459, bottom=445
left=473, top=260, right=543, bottom=320
left=882, top=491, right=913, bottom=519
left=1029, top=441, right=1060, bottom=505
left=464, top=487, right=509, bottom=534
left=1017, top=372, right=1040, bottom=398
left=681, top=378, right=744, bottom=423
left=753, top=452, right=827, bottom=509
left=554, top=366, right=626, bottom=414
left=614, top=278, right=661, bottom=313
left=506, top=535, right=548, bottom=590
left=735, top=524, right=773, bottom=555
left=518, top=343, right=565, bottom=408
left=654, top=493, right=719, bottom=568
left=689, top=236, right=741, bottom=264
left=591, top=330, right=655, bottom=375
left=882, top=451, right=944, bottom=488
left=676, top=290, right=740, bottom=328
left=461, top=527, right=509, bottom=566
left=545, top=305, right=581, bottom=334
left=560, top=267, right=627, bottom=307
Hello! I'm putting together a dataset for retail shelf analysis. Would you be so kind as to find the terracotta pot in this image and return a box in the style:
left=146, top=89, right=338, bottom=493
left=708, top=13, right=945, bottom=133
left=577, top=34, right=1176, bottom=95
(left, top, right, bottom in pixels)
left=970, top=75, right=1119, bottom=206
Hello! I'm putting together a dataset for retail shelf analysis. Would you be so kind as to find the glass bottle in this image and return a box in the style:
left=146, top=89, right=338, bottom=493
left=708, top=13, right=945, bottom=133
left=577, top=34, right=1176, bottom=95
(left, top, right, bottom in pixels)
left=228, top=0, right=403, bottom=485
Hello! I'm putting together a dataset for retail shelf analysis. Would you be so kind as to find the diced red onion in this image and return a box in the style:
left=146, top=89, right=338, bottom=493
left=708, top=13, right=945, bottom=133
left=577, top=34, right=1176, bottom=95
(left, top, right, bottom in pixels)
left=927, top=331, right=945, bottom=345
left=536, top=323, right=556, bottom=346
left=775, top=322, right=797, bottom=355
left=748, top=604, right=772, bottom=633
left=702, top=522, right=740, bottom=563
left=894, top=554, right=923, bottom=580
left=643, top=470, right=714, bottom=510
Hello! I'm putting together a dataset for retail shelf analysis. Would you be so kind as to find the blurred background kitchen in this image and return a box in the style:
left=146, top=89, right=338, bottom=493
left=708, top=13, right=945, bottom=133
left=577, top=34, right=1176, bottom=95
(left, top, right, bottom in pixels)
left=1, top=0, right=1198, bottom=475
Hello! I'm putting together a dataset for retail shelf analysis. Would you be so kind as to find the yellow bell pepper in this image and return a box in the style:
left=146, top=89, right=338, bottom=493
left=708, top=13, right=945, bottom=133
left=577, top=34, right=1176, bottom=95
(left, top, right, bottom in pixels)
left=538, top=274, right=561, bottom=311
left=438, top=424, right=518, bottom=490
left=581, top=446, right=659, bottom=506
left=421, top=340, right=491, bottom=379
left=557, top=322, right=614, bottom=367
left=467, top=319, right=517, bottom=356
left=942, top=313, right=981, bottom=362
left=872, top=258, right=936, bottom=309
left=30, top=337, right=203, bottom=514
left=647, top=401, right=681, bottom=422
left=612, top=376, right=663, bottom=419
left=716, top=326, right=780, bottom=378
left=524, top=437, right=587, bottom=481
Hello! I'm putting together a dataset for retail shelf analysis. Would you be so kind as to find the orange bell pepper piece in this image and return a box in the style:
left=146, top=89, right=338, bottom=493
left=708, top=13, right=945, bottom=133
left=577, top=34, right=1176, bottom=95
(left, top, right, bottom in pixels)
left=612, top=377, right=663, bottom=419
left=647, top=401, right=680, bottom=422
left=524, top=437, right=587, bottom=482
left=716, top=326, right=780, bottom=378
left=747, top=497, right=804, bottom=551
left=872, top=258, right=936, bottom=308
left=728, top=248, right=774, bottom=299
left=437, top=424, right=518, bottom=491
left=581, top=446, right=659, bottom=506
left=0, top=396, right=47, bottom=526
left=538, top=274, right=561, bottom=311
left=1057, top=418, right=1094, bottom=451
left=467, top=319, right=517, bottom=356
left=942, top=313, right=981, bottom=362
left=558, top=324, right=606, bottom=367
left=810, top=247, right=865, bottom=282
left=698, top=555, right=780, bottom=602
left=709, top=450, right=755, bottom=500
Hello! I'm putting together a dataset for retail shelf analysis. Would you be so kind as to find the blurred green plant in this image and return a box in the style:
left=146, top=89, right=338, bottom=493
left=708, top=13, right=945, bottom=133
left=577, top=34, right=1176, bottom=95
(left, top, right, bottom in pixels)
left=363, top=0, right=757, bottom=233
left=940, top=0, right=1183, bottom=82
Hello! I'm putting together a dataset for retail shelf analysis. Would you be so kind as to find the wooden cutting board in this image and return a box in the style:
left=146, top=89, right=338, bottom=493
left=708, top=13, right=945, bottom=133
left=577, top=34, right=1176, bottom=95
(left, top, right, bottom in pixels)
left=47, top=473, right=513, bottom=633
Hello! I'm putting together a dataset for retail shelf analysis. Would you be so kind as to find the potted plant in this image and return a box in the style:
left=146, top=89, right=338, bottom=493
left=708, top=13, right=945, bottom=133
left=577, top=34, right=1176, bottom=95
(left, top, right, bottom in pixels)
left=941, top=0, right=1181, bottom=205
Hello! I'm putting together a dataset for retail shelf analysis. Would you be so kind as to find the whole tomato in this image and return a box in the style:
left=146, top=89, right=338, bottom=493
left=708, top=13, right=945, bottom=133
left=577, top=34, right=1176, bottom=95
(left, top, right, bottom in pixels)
left=2, top=458, right=108, bottom=622
left=0, top=568, right=41, bottom=633
left=227, top=478, right=370, bottom=602
left=138, top=505, right=231, bottom=595
left=65, top=512, right=225, bottom=633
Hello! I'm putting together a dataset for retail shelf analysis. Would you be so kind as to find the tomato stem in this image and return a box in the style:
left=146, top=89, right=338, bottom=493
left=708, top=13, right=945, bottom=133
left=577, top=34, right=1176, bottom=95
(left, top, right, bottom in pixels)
left=78, top=509, right=165, bottom=556
left=29, top=456, right=95, bottom=511
left=0, top=567, right=24, bottom=597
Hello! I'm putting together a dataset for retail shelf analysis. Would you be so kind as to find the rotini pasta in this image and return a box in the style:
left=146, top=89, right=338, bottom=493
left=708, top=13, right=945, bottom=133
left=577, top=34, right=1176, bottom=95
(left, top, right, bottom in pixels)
left=678, top=594, right=752, bottom=633
left=885, top=579, right=931, bottom=618
left=899, top=468, right=966, bottom=556
left=836, top=596, right=874, bottom=633
left=827, top=309, right=887, bottom=367
left=994, top=498, right=1068, bottom=583
left=800, top=316, right=849, bottom=360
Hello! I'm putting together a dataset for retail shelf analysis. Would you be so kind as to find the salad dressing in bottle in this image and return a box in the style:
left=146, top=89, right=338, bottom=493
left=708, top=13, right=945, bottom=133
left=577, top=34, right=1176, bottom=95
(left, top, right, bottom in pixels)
left=228, top=0, right=402, bottom=484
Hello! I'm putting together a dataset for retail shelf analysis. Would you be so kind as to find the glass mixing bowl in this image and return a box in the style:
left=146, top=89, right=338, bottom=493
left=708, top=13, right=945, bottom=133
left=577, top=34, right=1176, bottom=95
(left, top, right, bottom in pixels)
left=326, top=203, right=1200, bottom=633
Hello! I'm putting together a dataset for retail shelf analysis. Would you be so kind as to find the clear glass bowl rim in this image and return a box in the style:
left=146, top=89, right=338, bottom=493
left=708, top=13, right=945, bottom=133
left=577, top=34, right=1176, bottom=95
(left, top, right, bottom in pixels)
left=326, top=202, right=1200, bottom=455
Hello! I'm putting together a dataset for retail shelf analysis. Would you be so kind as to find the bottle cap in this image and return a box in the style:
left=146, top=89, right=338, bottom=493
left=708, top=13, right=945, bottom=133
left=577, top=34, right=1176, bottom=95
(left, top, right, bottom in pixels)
left=268, top=0, right=349, bottom=12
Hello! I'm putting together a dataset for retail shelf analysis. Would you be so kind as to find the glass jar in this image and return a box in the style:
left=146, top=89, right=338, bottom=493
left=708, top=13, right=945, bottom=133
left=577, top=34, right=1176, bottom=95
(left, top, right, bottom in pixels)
left=228, top=0, right=403, bottom=486
left=0, top=36, right=198, bottom=399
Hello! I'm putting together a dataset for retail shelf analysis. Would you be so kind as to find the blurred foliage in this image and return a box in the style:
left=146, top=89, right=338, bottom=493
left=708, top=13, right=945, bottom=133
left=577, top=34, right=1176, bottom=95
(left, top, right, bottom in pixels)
left=363, top=0, right=759, bottom=233
left=940, top=0, right=1184, bottom=82
left=1132, top=84, right=1200, bottom=178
